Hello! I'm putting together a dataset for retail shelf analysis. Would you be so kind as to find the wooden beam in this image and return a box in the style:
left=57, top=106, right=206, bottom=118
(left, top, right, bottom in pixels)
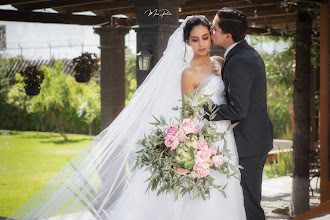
left=247, top=26, right=287, bottom=36
left=54, top=1, right=133, bottom=14
left=0, top=0, right=48, bottom=5
left=11, top=0, right=116, bottom=10
left=93, top=7, right=135, bottom=16
left=248, top=12, right=296, bottom=20
left=182, top=0, right=245, bottom=10
left=252, top=15, right=297, bottom=27
left=292, top=201, right=330, bottom=219
left=181, top=0, right=285, bottom=14
left=181, top=11, right=298, bottom=28
left=0, top=9, right=110, bottom=25
left=180, top=6, right=292, bottom=22
left=297, top=0, right=328, bottom=4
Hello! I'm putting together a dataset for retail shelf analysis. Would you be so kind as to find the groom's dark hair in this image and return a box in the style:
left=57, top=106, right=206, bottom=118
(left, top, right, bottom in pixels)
left=217, top=7, right=248, bottom=42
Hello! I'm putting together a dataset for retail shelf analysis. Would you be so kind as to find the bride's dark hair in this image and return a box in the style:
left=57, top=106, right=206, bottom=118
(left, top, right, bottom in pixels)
left=183, top=16, right=211, bottom=42
left=183, top=16, right=211, bottom=62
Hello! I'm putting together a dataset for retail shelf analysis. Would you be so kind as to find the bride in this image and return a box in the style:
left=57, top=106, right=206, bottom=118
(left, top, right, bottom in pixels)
left=7, top=16, right=246, bottom=220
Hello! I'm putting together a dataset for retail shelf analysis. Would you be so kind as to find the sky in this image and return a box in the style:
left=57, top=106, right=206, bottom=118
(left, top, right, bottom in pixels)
left=0, top=4, right=287, bottom=60
left=0, top=20, right=137, bottom=60
left=0, top=5, right=136, bottom=60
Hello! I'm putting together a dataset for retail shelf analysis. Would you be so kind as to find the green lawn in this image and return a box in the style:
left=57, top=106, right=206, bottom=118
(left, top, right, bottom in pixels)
left=0, top=130, right=94, bottom=217
left=0, top=130, right=278, bottom=217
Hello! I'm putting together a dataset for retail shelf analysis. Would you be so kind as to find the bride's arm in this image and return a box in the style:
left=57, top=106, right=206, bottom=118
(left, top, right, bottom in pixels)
left=181, top=68, right=196, bottom=99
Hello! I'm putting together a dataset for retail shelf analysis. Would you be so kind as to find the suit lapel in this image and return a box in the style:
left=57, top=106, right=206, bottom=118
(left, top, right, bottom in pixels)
left=221, top=39, right=249, bottom=79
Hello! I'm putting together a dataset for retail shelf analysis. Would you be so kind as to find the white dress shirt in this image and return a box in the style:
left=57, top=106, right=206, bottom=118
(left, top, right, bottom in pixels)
left=224, top=41, right=241, bottom=58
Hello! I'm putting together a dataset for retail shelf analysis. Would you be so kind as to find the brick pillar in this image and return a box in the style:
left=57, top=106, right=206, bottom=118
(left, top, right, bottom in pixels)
left=94, top=25, right=130, bottom=130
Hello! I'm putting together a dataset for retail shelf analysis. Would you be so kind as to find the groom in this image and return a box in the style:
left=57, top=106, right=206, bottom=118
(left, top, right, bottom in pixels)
left=203, top=7, right=273, bottom=220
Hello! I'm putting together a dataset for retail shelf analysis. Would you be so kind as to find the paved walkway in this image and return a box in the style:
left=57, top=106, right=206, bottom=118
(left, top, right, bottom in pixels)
left=262, top=175, right=329, bottom=220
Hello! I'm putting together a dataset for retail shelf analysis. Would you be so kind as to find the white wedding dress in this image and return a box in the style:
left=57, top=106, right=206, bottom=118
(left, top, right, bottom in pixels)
left=105, top=74, right=247, bottom=220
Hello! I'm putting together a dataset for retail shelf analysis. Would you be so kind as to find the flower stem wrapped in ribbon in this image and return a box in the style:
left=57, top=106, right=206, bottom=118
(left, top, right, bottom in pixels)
left=135, top=89, right=242, bottom=201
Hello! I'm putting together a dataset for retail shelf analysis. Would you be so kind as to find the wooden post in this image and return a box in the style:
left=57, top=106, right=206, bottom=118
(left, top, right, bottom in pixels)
left=291, top=6, right=313, bottom=215
left=292, top=3, right=330, bottom=218
left=321, top=2, right=330, bottom=203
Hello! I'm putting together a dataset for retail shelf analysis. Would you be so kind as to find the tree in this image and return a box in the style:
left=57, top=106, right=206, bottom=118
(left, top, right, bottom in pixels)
left=75, top=80, right=101, bottom=135
left=263, top=47, right=294, bottom=139
left=125, top=51, right=137, bottom=105
left=291, top=6, right=317, bottom=216
left=249, top=35, right=294, bottom=139
left=0, top=57, right=33, bottom=130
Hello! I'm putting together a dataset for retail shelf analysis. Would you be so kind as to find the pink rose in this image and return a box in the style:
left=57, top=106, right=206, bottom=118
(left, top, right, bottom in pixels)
left=166, top=125, right=178, bottom=135
left=165, top=135, right=179, bottom=150
left=197, top=138, right=209, bottom=151
left=212, top=155, right=224, bottom=167
left=194, top=155, right=209, bottom=170
left=193, top=124, right=200, bottom=133
left=209, top=147, right=217, bottom=156
left=197, top=167, right=210, bottom=178
left=182, top=118, right=197, bottom=134
left=196, top=149, right=212, bottom=161
left=193, top=159, right=210, bottom=178
left=175, top=128, right=186, bottom=142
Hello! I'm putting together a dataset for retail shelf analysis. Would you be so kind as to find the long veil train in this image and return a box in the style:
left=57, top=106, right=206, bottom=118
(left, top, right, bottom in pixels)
left=7, top=16, right=195, bottom=220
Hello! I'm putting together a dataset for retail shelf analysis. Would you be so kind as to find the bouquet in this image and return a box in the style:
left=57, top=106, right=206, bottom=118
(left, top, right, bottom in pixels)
left=134, top=90, right=242, bottom=200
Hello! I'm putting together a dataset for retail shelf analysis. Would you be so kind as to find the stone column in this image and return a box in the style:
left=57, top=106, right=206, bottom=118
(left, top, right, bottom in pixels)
left=94, top=25, right=130, bottom=130
left=130, top=0, right=187, bottom=87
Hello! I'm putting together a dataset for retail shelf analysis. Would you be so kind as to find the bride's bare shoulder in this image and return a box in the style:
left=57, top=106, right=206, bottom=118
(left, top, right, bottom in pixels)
left=181, top=66, right=196, bottom=80
left=181, top=67, right=198, bottom=95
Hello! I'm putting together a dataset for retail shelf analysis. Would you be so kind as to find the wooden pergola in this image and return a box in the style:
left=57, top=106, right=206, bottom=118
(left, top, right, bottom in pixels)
left=0, top=0, right=322, bottom=31
left=0, top=0, right=329, bottom=218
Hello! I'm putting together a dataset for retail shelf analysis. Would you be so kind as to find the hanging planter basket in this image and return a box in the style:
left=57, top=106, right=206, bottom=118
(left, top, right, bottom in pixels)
left=72, top=52, right=99, bottom=83
left=20, top=65, right=45, bottom=96
left=25, top=87, right=41, bottom=96
left=74, top=73, right=91, bottom=83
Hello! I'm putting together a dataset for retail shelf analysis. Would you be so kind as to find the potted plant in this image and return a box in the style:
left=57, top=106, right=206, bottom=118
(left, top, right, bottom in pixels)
left=20, top=65, right=45, bottom=96
left=72, top=52, right=99, bottom=83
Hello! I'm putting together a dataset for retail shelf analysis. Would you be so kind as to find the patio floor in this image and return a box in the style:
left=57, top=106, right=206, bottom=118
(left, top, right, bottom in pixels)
left=262, top=175, right=329, bottom=220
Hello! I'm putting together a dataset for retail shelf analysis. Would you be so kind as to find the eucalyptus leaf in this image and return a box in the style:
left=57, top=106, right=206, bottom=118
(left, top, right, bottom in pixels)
left=227, top=122, right=240, bottom=131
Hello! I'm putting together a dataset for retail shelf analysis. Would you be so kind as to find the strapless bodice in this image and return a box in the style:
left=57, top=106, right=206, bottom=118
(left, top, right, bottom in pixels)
left=196, top=74, right=226, bottom=105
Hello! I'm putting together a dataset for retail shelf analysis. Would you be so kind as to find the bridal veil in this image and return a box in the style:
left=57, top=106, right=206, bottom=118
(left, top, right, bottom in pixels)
left=8, top=16, right=198, bottom=220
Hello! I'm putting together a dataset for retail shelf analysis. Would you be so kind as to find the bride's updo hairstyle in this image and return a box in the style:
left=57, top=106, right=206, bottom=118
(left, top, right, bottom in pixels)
left=183, top=16, right=211, bottom=42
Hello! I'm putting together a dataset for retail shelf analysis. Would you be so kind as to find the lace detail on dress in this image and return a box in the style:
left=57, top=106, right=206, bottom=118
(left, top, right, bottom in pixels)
left=196, top=74, right=226, bottom=105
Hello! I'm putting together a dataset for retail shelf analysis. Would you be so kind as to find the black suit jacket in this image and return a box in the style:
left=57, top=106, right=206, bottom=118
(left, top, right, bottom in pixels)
left=204, top=40, right=273, bottom=157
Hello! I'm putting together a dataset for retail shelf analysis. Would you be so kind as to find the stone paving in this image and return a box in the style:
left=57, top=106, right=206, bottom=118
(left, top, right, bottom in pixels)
left=262, top=175, right=329, bottom=220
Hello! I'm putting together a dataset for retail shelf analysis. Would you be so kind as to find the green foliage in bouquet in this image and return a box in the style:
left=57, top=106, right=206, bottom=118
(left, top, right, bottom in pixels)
left=135, top=89, right=242, bottom=201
